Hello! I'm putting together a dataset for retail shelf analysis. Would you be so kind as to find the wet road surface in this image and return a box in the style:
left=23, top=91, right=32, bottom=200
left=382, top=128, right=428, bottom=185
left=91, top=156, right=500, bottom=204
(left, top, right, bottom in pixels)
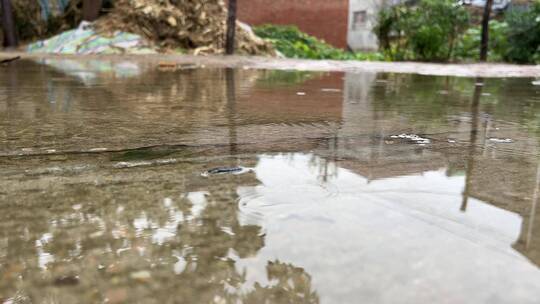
left=1, top=58, right=540, bottom=303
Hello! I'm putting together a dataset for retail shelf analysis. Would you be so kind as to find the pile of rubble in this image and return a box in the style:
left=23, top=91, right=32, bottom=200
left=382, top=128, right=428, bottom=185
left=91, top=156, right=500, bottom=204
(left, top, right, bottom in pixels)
left=94, top=0, right=276, bottom=56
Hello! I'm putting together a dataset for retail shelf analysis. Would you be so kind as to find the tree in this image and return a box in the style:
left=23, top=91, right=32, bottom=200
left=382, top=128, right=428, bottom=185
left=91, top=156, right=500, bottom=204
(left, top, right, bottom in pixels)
left=480, top=0, right=494, bottom=61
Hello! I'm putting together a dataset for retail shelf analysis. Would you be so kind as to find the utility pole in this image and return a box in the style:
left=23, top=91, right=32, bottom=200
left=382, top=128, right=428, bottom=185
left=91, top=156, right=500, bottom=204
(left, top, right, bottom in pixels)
left=1, top=0, right=18, bottom=47
left=480, top=0, right=494, bottom=62
left=82, top=0, right=102, bottom=22
left=225, top=0, right=237, bottom=55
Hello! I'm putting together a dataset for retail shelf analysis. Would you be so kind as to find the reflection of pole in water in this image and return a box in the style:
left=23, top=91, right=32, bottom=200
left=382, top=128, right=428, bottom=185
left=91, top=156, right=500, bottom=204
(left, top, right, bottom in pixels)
left=461, top=79, right=483, bottom=212
left=226, top=68, right=238, bottom=157
left=526, top=163, right=540, bottom=250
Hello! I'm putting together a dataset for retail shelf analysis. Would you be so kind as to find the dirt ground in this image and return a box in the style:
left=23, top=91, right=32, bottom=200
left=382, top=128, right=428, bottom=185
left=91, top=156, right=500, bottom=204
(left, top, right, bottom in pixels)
left=1, top=52, right=540, bottom=78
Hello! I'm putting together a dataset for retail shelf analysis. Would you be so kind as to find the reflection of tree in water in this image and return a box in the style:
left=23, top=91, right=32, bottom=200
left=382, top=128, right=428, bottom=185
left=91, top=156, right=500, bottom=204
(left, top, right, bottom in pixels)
left=371, top=74, right=474, bottom=126
left=0, top=156, right=318, bottom=303
left=246, top=260, right=319, bottom=304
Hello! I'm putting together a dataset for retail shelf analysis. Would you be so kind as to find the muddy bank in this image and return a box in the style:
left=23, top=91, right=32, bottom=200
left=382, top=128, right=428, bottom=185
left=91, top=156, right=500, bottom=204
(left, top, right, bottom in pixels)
left=1, top=52, right=540, bottom=77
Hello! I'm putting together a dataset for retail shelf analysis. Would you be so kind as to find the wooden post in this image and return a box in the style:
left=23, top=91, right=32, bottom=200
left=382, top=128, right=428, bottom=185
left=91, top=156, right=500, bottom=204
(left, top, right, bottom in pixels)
left=225, top=0, right=237, bottom=55
left=82, top=0, right=103, bottom=22
left=480, top=0, right=494, bottom=62
left=1, top=0, right=18, bottom=47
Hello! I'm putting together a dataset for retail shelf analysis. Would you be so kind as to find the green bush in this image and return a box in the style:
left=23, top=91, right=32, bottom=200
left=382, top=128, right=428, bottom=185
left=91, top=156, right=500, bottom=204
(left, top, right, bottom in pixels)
left=253, top=24, right=384, bottom=61
left=454, top=20, right=509, bottom=62
left=504, top=2, right=540, bottom=63
left=375, top=0, right=470, bottom=62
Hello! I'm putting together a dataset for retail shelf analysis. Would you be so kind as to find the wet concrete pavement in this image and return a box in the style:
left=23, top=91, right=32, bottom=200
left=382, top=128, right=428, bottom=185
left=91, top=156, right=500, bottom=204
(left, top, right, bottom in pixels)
left=1, top=58, right=540, bottom=303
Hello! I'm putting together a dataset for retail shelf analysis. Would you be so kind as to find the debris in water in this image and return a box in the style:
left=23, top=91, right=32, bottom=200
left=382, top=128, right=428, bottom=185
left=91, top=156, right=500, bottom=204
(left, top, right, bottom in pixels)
left=488, top=138, right=514, bottom=143
left=482, top=93, right=491, bottom=96
left=475, top=82, right=484, bottom=87
left=158, top=61, right=177, bottom=69
left=321, top=88, right=341, bottom=93
left=113, top=158, right=178, bottom=169
left=159, top=62, right=199, bottom=71
left=0, top=56, right=21, bottom=65
left=178, top=63, right=198, bottom=70
left=390, top=134, right=431, bottom=145
left=202, top=167, right=250, bottom=177
left=54, top=275, right=80, bottom=286
left=532, top=80, right=540, bottom=86
left=448, top=139, right=456, bottom=143
left=297, top=92, right=306, bottom=96
left=130, top=271, right=151, bottom=281
left=89, top=147, right=108, bottom=152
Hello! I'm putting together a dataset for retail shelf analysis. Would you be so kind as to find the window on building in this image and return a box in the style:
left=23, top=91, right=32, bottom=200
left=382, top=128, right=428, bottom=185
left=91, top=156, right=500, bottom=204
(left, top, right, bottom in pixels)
left=352, top=11, right=367, bottom=30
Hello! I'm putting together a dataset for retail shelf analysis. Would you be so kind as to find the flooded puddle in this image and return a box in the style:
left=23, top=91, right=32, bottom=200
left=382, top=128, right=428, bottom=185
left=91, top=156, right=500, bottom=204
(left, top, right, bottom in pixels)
left=1, top=59, right=540, bottom=303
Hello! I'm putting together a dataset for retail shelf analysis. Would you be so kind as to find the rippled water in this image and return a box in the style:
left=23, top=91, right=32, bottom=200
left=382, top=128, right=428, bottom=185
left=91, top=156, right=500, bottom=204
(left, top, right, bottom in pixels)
left=1, top=59, right=540, bottom=303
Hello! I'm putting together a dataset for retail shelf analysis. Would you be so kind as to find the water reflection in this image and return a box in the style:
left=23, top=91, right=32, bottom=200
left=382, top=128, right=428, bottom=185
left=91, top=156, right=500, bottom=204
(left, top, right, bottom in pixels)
left=1, top=59, right=540, bottom=303
left=461, top=77, right=483, bottom=212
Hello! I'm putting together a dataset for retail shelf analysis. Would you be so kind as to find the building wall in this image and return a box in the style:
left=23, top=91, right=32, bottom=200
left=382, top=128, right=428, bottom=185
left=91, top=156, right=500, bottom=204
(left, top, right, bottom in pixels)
left=236, top=0, right=349, bottom=49
left=347, top=0, right=383, bottom=51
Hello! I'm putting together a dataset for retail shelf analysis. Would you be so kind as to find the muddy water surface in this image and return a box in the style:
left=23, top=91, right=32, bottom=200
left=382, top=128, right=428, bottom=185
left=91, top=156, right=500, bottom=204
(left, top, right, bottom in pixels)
left=1, top=59, right=540, bottom=303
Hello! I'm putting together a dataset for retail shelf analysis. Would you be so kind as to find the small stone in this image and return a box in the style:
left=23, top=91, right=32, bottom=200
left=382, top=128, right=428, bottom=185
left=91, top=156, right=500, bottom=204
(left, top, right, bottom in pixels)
left=167, top=16, right=177, bottom=27
left=130, top=270, right=151, bottom=281
left=142, top=6, right=153, bottom=15
left=54, top=275, right=80, bottom=286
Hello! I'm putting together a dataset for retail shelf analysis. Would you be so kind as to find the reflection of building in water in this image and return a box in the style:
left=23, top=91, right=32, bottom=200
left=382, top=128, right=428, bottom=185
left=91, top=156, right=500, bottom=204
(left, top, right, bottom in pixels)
left=322, top=72, right=540, bottom=266
left=335, top=72, right=447, bottom=180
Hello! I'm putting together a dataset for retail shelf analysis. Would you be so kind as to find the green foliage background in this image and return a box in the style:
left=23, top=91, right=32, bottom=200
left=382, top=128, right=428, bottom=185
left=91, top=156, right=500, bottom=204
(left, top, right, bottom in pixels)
left=253, top=24, right=384, bottom=61
left=374, top=0, right=470, bottom=62
left=251, top=0, right=540, bottom=64
left=376, top=0, right=540, bottom=63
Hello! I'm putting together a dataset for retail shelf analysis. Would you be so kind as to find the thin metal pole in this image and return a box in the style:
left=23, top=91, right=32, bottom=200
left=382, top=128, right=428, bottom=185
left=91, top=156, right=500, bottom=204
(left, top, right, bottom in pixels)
left=1, top=0, right=18, bottom=47
left=225, top=0, right=237, bottom=55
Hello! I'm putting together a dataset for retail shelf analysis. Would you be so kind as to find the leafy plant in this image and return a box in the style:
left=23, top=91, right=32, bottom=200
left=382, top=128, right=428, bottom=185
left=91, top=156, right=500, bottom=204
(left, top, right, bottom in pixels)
left=503, top=2, right=540, bottom=63
left=374, top=0, right=470, bottom=62
left=454, top=20, right=509, bottom=62
left=254, top=24, right=384, bottom=61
